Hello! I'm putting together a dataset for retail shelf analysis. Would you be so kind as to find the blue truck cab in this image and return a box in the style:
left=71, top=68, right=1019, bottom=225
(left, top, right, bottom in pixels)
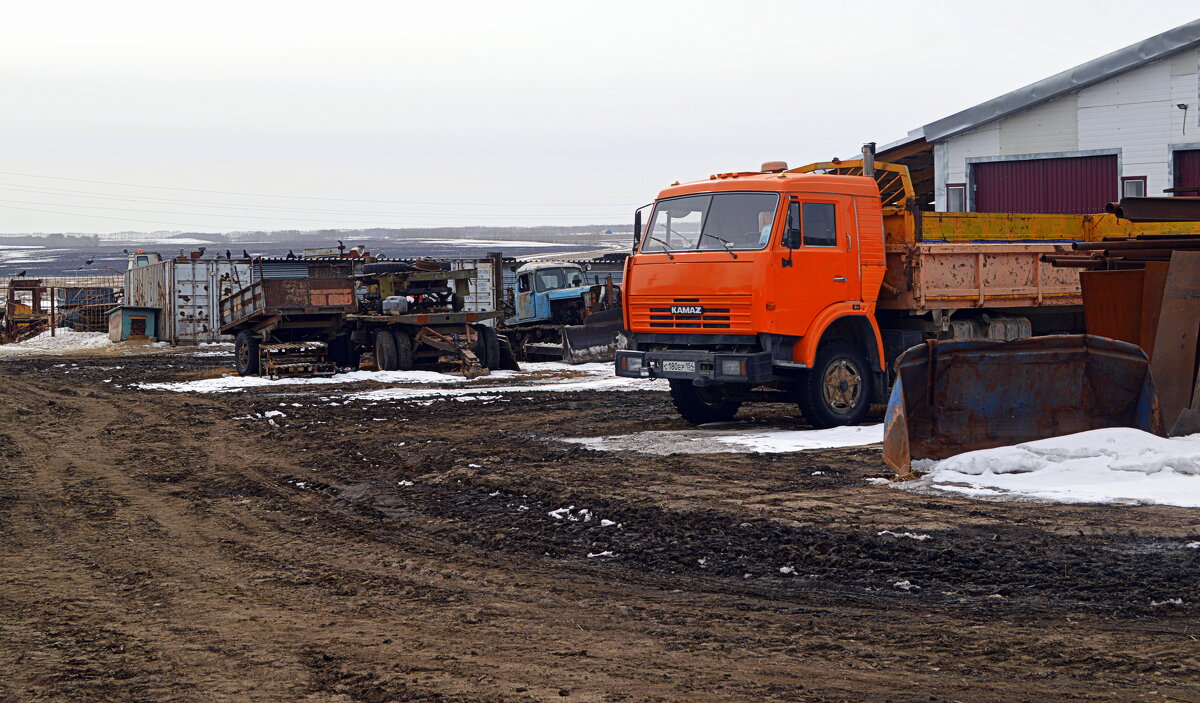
left=506, top=262, right=591, bottom=326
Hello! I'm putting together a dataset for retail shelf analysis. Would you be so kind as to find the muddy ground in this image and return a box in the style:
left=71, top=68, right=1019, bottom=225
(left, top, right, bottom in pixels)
left=1, top=353, right=1198, bottom=702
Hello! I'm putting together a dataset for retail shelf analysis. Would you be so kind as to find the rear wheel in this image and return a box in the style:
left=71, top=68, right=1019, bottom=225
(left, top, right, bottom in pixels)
left=374, top=329, right=398, bottom=371
left=393, top=329, right=414, bottom=370
left=797, top=340, right=873, bottom=428
left=234, top=330, right=260, bottom=376
left=669, top=379, right=741, bottom=425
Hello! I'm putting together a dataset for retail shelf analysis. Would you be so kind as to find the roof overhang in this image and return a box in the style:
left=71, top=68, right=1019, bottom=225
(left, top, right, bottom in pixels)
left=922, top=19, right=1200, bottom=142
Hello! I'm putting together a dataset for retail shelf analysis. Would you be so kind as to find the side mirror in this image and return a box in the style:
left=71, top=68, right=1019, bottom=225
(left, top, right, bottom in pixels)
left=782, top=202, right=800, bottom=267
left=633, top=209, right=642, bottom=254
left=783, top=228, right=801, bottom=250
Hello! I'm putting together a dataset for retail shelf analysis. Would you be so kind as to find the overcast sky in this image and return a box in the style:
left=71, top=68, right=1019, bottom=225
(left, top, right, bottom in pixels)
left=1, top=1, right=1197, bottom=234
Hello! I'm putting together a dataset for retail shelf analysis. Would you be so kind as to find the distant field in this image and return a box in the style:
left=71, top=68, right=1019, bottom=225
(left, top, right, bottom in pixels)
left=0, top=234, right=631, bottom=278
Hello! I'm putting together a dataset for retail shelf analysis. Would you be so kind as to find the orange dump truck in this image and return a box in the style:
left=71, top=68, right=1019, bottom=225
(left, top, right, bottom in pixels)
left=615, top=148, right=1197, bottom=427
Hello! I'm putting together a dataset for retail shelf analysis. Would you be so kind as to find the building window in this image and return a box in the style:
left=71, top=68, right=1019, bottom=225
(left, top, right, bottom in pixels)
left=1121, top=177, right=1146, bottom=198
left=946, top=183, right=966, bottom=212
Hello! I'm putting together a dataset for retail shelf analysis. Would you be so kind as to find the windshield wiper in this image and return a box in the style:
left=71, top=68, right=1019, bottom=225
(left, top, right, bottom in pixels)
left=647, top=235, right=676, bottom=259
left=701, top=232, right=739, bottom=259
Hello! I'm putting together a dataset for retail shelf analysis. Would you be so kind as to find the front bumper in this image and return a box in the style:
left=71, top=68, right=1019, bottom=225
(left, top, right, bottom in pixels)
left=615, top=349, right=773, bottom=384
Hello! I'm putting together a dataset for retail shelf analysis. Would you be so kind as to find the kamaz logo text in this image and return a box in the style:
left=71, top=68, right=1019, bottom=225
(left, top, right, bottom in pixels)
left=670, top=305, right=703, bottom=315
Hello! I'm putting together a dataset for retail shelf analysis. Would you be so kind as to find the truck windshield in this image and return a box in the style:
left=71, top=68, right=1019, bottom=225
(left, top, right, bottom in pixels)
left=534, top=267, right=583, bottom=292
left=641, top=192, right=779, bottom=253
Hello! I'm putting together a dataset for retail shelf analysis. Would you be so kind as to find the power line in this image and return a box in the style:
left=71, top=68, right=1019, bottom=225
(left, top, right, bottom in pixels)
left=0, top=170, right=632, bottom=207
left=0, top=185, right=628, bottom=220
left=0, top=195, right=627, bottom=222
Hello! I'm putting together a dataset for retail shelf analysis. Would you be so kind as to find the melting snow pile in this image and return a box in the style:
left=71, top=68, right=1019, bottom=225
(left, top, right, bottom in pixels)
left=137, top=361, right=662, bottom=396
left=902, top=427, right=1200, bottom=507
left=0, top=328, right=113, bottom=356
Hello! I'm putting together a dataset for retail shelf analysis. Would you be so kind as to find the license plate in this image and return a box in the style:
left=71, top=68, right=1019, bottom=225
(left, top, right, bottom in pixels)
left=662, top=360, right=696, bottom=373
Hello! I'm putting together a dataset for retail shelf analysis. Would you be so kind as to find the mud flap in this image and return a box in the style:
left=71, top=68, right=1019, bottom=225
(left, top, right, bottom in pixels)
left=883, top=335, right=1163, bottom=477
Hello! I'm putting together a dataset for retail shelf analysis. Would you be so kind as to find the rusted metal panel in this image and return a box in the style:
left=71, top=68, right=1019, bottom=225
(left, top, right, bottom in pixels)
left=171, top=259, right=252, bottom=344
left=878, top=243, right=1083, bottom=311
left=1149, top=251, right=1200, bottom=433
left=220, top=278, right=357, bottom=332
left=1080, top=269, right=1146, bottom=345
left=974, top=155, right=1118, bottom=215
left=883, top=335, right=1162, bottom=476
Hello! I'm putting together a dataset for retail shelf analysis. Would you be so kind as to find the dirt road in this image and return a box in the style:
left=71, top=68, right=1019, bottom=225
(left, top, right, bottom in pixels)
left=1, top=354, right=1197, bottom=702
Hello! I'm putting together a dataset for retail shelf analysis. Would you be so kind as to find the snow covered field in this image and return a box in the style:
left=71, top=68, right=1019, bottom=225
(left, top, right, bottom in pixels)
left=901, top=428, right=1200, bottom=508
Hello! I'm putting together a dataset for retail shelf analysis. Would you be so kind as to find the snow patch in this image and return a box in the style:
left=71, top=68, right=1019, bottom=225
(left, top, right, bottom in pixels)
left=0, top=328, right=113, bottom=356
left=900, top=428, right=1200, bottom=508
left=878, top=530, right=931, bottom=541
left=564, top=423, right=883, bottom=455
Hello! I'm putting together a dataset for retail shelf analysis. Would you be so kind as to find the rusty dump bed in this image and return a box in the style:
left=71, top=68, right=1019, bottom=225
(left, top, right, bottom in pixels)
left=219, top=278, right=357, bottom=333
left=882, top=335, right=1162, bottom=476
left=793, top=160, right=1200, bottom=314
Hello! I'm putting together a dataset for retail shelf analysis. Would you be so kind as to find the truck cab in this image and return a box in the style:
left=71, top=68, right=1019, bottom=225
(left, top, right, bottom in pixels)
left=507, top=262, right=591, bottom=326
left=616, top=166, right=888, bottom=428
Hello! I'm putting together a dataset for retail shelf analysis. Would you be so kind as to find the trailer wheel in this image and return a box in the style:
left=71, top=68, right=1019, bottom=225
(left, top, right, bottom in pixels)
left=234, top=330, right=260, bottom=376
left=797, top=340, right=873, bottom=428
left=374, top=329, right=398, bottom=371
left=476, top=325, right=501, bottom=369
left=393, top=330, right=414, bottom=370
left=669, top=379, right=741, bottom=425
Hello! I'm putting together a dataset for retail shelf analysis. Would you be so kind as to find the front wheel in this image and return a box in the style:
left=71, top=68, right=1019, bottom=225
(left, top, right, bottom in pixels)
left=796, top=340, right=873, bottom=428
left=669, top=379, right=742, bottom=425
left=234, top=330, right=260, bottom=376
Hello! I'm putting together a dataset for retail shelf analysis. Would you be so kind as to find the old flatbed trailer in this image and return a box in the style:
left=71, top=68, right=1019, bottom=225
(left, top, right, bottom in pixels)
left=615, top=148, right=1199, bottom=428
left=219, top=263, right=505, bottom=378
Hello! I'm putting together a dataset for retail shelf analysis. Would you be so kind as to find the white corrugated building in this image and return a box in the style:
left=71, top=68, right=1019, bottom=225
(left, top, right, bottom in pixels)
left=879, top=19, right=1200, bottom=214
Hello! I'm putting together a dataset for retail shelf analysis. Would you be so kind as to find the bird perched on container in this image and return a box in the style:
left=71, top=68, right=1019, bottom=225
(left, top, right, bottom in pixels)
left=225, top=249, right=232, bottom=260
left=286, top=250, right=297, bottom=260
left=15, top=270, right=25, bottom=277
left=197, top=246, right=206, bottom=256
left=77, top=257, right=95, bottom=270
left=242, top=249, right=251, bottom=259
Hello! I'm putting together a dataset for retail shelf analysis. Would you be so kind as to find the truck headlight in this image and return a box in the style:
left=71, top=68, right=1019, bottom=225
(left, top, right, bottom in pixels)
left=620, top=354, right=643, bottom=374
left=720, top=359, right=744, bottom=376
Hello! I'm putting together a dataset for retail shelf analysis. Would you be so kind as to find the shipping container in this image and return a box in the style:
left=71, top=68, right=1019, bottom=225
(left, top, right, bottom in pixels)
left=125, top=258, right=252, bottom=344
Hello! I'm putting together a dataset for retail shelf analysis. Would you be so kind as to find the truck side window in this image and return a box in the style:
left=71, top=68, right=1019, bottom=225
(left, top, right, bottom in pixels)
left=518, top=275, right=531, bottom=293
left=803, top=203, right=837, bottom=247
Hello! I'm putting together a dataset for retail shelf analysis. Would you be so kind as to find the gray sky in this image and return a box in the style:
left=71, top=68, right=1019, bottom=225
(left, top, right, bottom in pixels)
left=1, top=0, right=1197, bottom=234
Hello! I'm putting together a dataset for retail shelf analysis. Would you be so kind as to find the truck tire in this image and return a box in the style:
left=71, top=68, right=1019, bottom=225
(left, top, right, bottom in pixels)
left=361, top=262, right=414, bottom=274
left=234, top=330, right=260, bottom=376
left=476, top=324, right=501, bottom=369
left=393, top=329, right=414, bottom=370
left=669, top=379, right=741, bottom=425
left=374, top=329, right=398, bottom=371
left=797, top=340, right=873, bottom=428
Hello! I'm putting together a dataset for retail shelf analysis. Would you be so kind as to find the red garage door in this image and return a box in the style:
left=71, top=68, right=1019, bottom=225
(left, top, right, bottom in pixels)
left=974, top=155, right=1118, bottom=214
left=1174, top=149, right=1200, bottom=195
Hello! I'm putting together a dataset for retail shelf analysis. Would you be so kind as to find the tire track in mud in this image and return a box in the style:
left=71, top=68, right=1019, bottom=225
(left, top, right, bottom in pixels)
left=4, top=356, right=1200, bottom=702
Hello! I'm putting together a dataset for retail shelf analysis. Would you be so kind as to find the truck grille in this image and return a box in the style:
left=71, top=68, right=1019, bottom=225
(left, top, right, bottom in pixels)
left=629, top=296, right=753, bottom=333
